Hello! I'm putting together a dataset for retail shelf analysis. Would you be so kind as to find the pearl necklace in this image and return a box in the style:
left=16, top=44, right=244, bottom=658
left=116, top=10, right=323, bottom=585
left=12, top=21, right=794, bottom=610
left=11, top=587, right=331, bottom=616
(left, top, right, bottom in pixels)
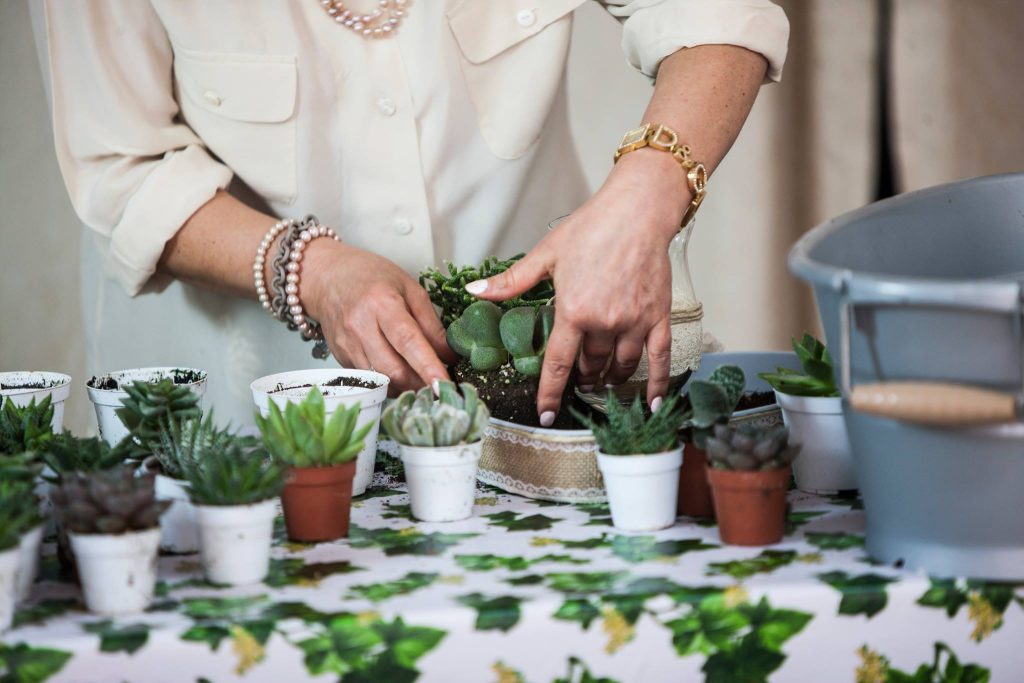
left=318, top=0, right=409, bottom=38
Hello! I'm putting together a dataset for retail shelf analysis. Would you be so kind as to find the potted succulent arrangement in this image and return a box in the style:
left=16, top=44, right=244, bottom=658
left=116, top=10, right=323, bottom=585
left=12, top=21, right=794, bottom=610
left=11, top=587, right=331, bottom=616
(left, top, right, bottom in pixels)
left=1, top=395, right=55, bottom=569
left=255, top=387, right=371, bottom=542
left=705, top=424, right=801, bottom=546
left=85, top=367, right=207, bottom=445
left=51, top=465, right=169, bottom=615
left=759, top=334, right=856, bottom=494
left=381, top=381, right=490, bottom=522
left=250, top=368, right=389, bottom=496
left=573, top=395, right=687, bottom=532
left=183, top=436, right=287, bottom=586
left=0, top=371, right=72, bottom=433
left=0, top=472, right=44, bottom=629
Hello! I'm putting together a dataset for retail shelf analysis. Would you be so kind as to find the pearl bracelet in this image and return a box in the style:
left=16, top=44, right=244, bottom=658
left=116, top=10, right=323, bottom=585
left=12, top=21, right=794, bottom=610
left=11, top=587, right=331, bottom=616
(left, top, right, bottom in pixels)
left=253, top=219, right=296, bottom=311
left=283, top=221, right=340, bottom=340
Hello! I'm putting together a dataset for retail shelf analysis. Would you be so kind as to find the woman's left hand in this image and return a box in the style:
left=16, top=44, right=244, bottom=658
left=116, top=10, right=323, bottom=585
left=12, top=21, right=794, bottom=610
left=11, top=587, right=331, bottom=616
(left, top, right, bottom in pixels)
left=468, top=149, right=692, bottom=426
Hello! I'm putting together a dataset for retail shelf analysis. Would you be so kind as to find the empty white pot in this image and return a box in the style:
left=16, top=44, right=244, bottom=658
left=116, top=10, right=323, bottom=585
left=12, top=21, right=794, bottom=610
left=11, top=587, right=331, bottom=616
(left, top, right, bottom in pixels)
left=251, top=369, right=389, bottom=496
left=0, top=546, right=19, bottom=633
left=775, top=392, right=857, bottom=494
left=195, top=499, right=277, bottom=585
left=401, top=442, right=482, bottom=522
left=155, top=475, right=200, bottom=554
left=69, top=527, right=160, bottom=616
left=597, top=448, right=683, bottom=532
left=85, top=367, right=207, bottom=446
left=16, top=524, right=43, bottom=601
left=0, top=371, right=72, bottom=433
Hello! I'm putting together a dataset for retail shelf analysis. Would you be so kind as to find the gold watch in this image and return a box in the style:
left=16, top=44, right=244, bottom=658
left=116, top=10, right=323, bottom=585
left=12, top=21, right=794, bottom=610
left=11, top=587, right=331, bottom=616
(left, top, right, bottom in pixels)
left=614, top=123, right=708, bottom=227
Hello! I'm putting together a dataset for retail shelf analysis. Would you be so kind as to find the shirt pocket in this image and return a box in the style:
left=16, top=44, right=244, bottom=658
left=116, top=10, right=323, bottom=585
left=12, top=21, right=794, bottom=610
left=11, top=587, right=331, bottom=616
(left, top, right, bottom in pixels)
left=448, top=0, right=586, bottom=160
left=172, top=45, right=298, bottom=204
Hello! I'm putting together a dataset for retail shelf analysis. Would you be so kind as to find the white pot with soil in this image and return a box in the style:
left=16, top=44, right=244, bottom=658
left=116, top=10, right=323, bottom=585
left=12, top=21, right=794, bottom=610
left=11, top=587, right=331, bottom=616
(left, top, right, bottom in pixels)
left=16, top=524, right=43, bottom=601
left=0, top=546, right=19, bottom=632
left=0, top=371, right=72, bottom=433
left=194, top=500, right=277, bottom=585
left=400, top=442, right=482, bottom=522
left=775, top=392, right=856, bottom=494
left=251, top=369, right=389, bottom=496
left=70, top=528, right=160, bottom=615
left=596, top=448, right=683, bottom=532
left=154, top=474, right=200, bottom=554
left=86, top=367, right=207, bottom=446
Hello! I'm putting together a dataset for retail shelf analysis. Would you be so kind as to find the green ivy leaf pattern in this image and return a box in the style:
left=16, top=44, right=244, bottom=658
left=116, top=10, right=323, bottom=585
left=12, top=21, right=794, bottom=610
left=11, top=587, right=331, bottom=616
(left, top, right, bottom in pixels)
left=916, top=579, right=1024, bottom=642
left=455, top=554, right=587, bottom=572
left=264, top=558, right=363, bottom=587
left=784, top=510, right=827, bottom=534
left=354, top=486, right=403, bottom=500
left=13, top=599, right=80, bottom=629
left=348, top=572, right=440, bottom=603
left=381, top=503, right=415, bottom=520
left=806, top=531, right=865, bottom=550
left=506, top=574, right=546, bottom=587
left=0, top=642, right=72, bottom=683
left=707, top=550, right=821, bottom=580
left=179, top=595, right=276, bottom=655
left=574, top=503, right=613, bottom=527
left=859, top=642, right=991, bottom=683
left=457, top=593, right=525, bottom=632
left=553, top=599, right=603, bottom=629
left=484, top=511, right=563, bottom=532
left=82, top=620, right=150, bottom=655
left=610, top=535, right=718, bottom=564
left=818, top=571, right=896, bottom=618
left=552, top=657, right=621, bottom=683
left=349, top=525, right=478, bottom=556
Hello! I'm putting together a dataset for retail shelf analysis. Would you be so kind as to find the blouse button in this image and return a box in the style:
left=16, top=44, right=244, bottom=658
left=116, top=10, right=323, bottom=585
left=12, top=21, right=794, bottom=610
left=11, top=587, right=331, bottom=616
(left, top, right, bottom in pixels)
left=203, top=91, right=222, bottom=107
left=376, top=97, right=397, bottom=117
left=393, top=219, right=413, bottom=236
left=516, top=9, right=536, bottom=27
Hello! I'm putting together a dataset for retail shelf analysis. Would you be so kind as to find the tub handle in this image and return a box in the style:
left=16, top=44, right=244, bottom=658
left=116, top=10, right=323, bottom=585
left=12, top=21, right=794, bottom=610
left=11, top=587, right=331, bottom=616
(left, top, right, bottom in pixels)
left=849, top=382, right=1019, bottom=426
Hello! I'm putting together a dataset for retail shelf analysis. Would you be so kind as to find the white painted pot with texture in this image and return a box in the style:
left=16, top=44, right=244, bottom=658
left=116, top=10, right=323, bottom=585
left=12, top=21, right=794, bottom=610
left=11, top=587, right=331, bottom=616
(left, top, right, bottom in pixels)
left=597, top=448, right=683, bottom=532
left=0, top=546, right=19, bottom=633
left=16, top=524, right=43, bottom=601
left=775, top=392, right=857, bottom=494
left=251, top=369, right=390, bottom=496
left=69, top=528, right=160, bottom=616
left=0, top=371, right=72, bottom=433
left=400, top=442, right=482, bottom=522
left=195, top=499, right=277, bottom=586
left=155, top=474, right=200, bottom=554
left=86, top=367, right=207, bottom=446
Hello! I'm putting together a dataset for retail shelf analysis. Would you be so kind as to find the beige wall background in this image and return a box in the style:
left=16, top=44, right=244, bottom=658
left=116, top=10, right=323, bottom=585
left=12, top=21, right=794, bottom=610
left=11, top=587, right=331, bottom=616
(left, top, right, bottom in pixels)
left=3, top=1, right=1022, bottom=434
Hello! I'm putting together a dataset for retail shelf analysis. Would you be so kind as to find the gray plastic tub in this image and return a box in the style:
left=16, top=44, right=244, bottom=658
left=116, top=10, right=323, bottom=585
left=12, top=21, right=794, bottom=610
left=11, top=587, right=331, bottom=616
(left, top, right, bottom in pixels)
left=789, top=172, right=1024, bottom=580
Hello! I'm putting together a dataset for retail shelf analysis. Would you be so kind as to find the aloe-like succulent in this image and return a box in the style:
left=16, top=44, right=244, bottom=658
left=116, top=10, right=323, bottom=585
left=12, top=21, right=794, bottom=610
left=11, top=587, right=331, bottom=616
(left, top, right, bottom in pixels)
left=382, top=381, right=491, bottom=447
left=117, top=379, right=202, bottom=460
left=40, top=432, right=130, bottom=484
left=255, top=387, right=373, bottom=468
left=184, top=438, right=287, bottom=506
left=705, top=423, right=800, bottom=471
left=572, top=393, right=685, bottom=455
left=0, top=395, right=55, bottom=455
left=446, top=301, right=508, bottom=371
left=153, top=412, right=234, bottom=480
left=685, top=364, right=745, bottom=448
left=51, top=465, right=170, bottom=535
left=0, top=478, right=43, bottom=550
left=500, top=305, right=555, bottom=377
left=759, top=333, right=839, bottom=397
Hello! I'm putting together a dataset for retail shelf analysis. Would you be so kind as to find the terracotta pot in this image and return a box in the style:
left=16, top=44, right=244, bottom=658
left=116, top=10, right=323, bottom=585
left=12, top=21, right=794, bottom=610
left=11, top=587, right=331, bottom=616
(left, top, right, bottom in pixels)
left=677, top=444, right=715, bottom=518
left=707, top=466, right=791, bottom=546
left=280, top=462, right=356, bottom=542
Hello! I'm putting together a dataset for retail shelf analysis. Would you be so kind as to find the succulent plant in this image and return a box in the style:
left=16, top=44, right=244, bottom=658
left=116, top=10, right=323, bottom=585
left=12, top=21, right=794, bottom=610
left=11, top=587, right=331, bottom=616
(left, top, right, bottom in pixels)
left=446, top=301, right=509, bottom=371
left=572, top=393, right=685, bottom=455
left=685, top=364, right=746, bottom=448
left=705, top=424, right=800, bottom=471
left=0, top=450, right=42, bottom=485
left=51, top=465, right=170, bottom=535
left=759, top=333, right=839, bottom=397
left=153, top=412, right=234, bottom=480
left=255, top=387, right=373, bottom=468
left=184, top=438, right=287, bottom=506
left=0, top=395, right=55, bottom=456
left=382, top=381, right=491, bottom=447
left=40, top=432, right=130, bottom=484
left=117, top=379, right=203, bottom=460
left=500, top=305, right=555, bottom=377
left=0, top=478, right=43, bottom=550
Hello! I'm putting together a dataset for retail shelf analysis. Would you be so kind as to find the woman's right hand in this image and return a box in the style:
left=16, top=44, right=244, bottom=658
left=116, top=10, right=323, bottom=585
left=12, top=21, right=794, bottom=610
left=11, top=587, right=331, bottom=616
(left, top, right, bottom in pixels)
left=300, top=239, right=456, bottom=395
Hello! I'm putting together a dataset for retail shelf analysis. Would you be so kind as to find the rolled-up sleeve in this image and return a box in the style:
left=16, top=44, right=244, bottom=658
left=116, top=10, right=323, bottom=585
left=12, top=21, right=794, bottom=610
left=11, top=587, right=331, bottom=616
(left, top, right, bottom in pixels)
left=598, top=0, right=790, bottom=82
left=44, top=1, right=233, bottom=296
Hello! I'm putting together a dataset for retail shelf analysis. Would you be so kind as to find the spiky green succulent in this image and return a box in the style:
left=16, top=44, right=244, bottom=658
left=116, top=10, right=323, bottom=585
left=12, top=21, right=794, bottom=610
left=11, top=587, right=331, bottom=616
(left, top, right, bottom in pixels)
left=0, top=395, right=54, bottom=456
left=116, top=379, right=202, bottom=460
left=759, top=333, right=839, bottom=397
left=685, top=364, right=745, bottom=448
left=572, top=393, right=685, bottom=455
left=382, top=381, right=491, bottom=447
left=0, top=478, right=43, bottom=550
left=40, top=432, right=130, bottom=484
left=446, top=301, right=555, bottom=376
left=705, top=424, right=800, bottom=471
left=255, top=387, right=373, bottom=468
left=51, top=465, right=169, bottom=535
left=153, top=412, right=233, bottom=480
left=183, top=437, right=287, bottom=506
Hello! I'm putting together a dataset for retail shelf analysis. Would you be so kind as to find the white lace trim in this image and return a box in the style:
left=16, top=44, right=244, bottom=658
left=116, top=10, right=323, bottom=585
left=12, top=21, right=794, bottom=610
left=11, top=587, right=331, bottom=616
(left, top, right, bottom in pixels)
left=484, top=426, right=597, bottom=453
left=477, top=469, right=607, bottom=503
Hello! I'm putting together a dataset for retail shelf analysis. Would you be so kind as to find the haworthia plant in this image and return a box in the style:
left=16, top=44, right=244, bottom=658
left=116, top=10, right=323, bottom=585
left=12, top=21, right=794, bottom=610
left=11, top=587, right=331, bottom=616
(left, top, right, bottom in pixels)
left=255, top=387, right=372, bottom=467
left=381, top=381, right=490, bottom=447
left=685, top=364, right=745, bottom=448
left=758, top=333, right=839, bottom=397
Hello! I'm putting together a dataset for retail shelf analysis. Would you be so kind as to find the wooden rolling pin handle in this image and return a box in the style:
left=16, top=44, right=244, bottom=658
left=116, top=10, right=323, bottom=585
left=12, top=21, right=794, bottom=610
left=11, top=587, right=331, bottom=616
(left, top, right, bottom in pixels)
left=849, top=382, right=1018, bottom=426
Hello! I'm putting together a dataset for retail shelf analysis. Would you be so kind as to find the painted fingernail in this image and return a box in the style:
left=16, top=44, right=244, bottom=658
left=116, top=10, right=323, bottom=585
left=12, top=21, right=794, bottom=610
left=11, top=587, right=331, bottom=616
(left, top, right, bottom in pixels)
left=465, top=280, right=488, bottom=295
left=579, top=384, right=594, bottom=393
left=650, top=396, right=663, bottom=412
left=539, top=411, right=556, bottom=427
left=605, top=382, right=616, bottom=389
left=432, top=379, right=441, bottom=396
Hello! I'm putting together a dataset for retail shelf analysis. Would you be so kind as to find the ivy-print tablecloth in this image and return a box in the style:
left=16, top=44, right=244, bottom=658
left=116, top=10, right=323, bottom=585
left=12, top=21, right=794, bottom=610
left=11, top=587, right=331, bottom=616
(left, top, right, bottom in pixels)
left=4, top=452, right=1023, bottom=683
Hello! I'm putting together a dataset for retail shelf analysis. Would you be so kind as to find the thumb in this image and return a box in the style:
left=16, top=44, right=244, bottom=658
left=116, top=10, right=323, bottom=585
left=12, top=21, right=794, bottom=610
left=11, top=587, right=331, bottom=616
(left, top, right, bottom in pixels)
left=465, top=252, right=550, bottom=301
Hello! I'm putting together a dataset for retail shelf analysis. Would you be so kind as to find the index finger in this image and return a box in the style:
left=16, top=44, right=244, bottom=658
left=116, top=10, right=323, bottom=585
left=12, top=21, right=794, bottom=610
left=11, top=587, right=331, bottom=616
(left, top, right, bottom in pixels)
left=380, top=308, right=451, bottom=389
left=536, top=320, right=583, bottom=427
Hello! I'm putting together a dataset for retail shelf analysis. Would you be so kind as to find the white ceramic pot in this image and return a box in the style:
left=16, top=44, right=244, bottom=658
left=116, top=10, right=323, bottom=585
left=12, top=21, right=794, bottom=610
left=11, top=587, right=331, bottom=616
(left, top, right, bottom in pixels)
left=251, top=369, right=390, bottom=496
left=69, top=527, right=160, bottom=615
left=775, top=392, right=857, bottom=494
left=155, top=474, right=200, bottom=554
left=85, top=367, right=207, bottom=446
left=400, top=442, right=482, bottom=522
left=0, top=371, right=72, bottom=433
left=0, top=546, right=19, bottom=633
left=16, top=524, right=43, bottom=601
left=596, top=448, right=683, bottom=532
left=194, top=500, right=277, bottom=585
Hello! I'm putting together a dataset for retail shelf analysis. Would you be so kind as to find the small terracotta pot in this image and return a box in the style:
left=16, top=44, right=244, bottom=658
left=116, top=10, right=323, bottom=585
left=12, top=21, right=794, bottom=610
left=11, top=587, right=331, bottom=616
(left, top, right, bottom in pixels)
left=707, top=466, right=791, bottom=546
left=677, top=444, right=715, bottom=518
left=280, top=462, right=356, bottom=542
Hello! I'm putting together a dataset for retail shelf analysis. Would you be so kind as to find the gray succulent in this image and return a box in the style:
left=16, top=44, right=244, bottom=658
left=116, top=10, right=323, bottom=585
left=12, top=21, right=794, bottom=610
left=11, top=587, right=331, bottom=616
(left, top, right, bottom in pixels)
left=705, top=424, right=800, bottom=471
left=381, top=381, right=490, bottom=447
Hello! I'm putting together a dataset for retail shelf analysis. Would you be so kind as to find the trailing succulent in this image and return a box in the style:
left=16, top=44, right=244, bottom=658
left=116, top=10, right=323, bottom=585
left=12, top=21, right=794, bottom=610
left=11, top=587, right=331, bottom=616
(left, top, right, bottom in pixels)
left=447, top=301, right=555, bottom=376
left=255, top=387, right=372, bottom=468
left=705, top=424, right=800, bottom=471
left=759, top=333, right=839, bottom=397
left=184, top=438, right=287, bottom=506
left=0, top=478, right=43, bottom=550
left=51, top=465, right=169, bottom=535
left=382, top=381, right=491, bottom=447
left=40, top=432, right=130, bottom=484
left=153, top=412, right=235, bottom=480
left=572, top=393, right=686, bottom=455
left=420, top=255, right=555, bottom=327
left=685, top=364, right=746, bottom=448
left=0, top=395, right=55, bottom=455
left=117, top=379, right=202, bottom=460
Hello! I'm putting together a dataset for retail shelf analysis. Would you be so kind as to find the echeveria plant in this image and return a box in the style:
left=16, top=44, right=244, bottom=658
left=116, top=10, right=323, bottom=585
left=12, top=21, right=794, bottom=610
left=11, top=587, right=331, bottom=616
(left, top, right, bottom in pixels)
left=382, top=381, right=490, bottom=447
